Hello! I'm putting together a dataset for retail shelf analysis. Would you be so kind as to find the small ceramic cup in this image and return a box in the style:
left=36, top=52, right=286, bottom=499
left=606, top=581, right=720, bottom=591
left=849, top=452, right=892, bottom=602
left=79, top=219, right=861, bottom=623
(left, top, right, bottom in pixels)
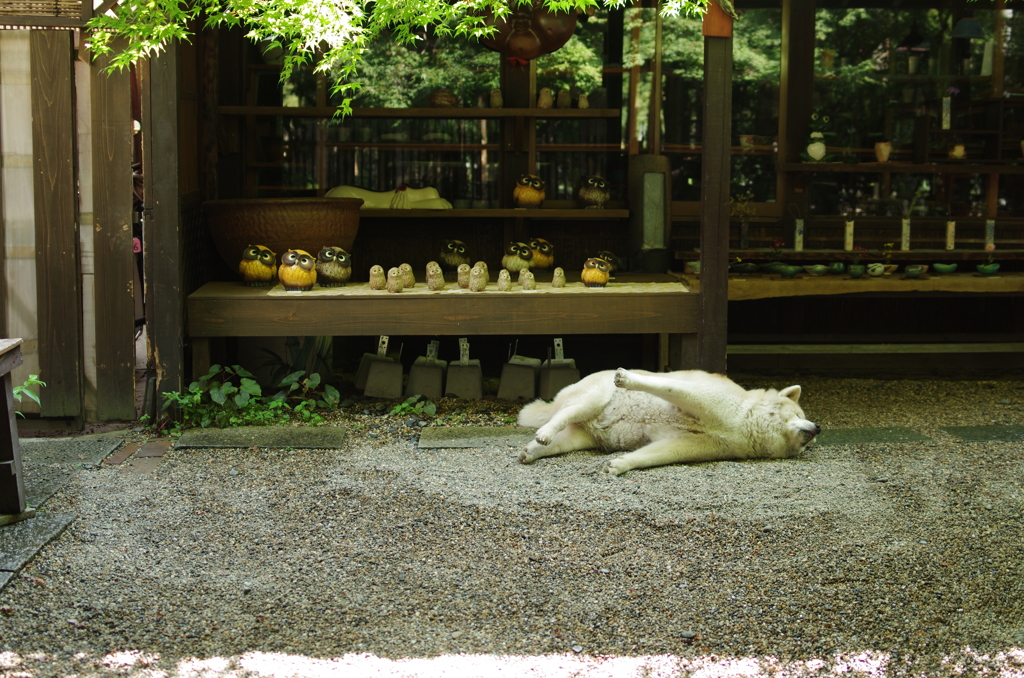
left=867, top=263, right=885, bottom=276
left=904, top=265, right=924, bottom=279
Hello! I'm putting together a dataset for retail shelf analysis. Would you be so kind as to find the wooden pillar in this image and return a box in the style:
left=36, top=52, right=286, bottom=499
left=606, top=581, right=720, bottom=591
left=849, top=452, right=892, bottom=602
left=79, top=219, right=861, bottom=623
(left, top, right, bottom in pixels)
left=31, top=30, right=83, bottom=417
left=778, top=0, right=815, bottom=229
left=92, top=42, right=137, bottom=420
left=143, top=45, right=186, bottom=408
left=698, top=1, right=733, bottom=375
left=0, top=340, right=25, bottom=517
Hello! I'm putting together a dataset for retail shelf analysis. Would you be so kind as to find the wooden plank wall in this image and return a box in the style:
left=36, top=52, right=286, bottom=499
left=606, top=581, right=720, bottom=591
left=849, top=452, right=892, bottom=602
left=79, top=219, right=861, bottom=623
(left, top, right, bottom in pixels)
left=91, top=45, right=136, bottom=420
left=30, top=30, right=81, bottom=417
left=0, top=38, right=6, bottom=339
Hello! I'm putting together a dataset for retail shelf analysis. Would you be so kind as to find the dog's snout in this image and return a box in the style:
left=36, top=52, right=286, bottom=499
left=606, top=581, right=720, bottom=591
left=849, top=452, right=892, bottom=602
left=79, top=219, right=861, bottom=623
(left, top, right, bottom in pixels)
left=811, top=423, right=821, bottom=436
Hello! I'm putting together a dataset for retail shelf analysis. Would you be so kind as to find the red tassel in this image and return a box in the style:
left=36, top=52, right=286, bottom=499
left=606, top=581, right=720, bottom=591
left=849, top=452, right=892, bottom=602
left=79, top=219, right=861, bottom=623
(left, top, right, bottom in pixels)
left=507, top=56, right=529, bottom=68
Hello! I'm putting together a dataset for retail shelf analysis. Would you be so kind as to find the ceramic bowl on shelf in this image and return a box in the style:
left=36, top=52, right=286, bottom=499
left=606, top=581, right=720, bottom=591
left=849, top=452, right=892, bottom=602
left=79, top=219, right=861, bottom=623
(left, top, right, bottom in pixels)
left=904, top=265, right=924, bottom=278
left=932, top=263, right=958, bottom=274
left=203, top=198, right=364, bottom=273
left=828, top=262, right=846, bottom=275
left=976, top=263, right=1000, bottom=275
left=802, top=265, right=829, bottom=276
left=883, top=264, right=899, bottom=275
left=866, top=263, right=885, bottom=276
left=731, top=262, right=760, bottom=274
left=778, top=265, right=803, bottom=278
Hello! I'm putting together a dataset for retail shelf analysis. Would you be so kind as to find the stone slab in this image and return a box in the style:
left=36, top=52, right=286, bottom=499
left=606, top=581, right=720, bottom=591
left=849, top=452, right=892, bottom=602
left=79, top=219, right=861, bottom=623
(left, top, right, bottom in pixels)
left=174, top=425, right=347, bottom=450
left=0, top=512, right=76, bottom=582
left=418, top=426, right=536, bottom=449
left=0, top=508, right=36, bottom=527
left=121, top=457, right=164, bottom=475
left=135, top=440, right=173, bottom=457
left=815, top=427, right=931, bottom=446
left=941, top=425, right=1024, bottom=442
left=19, top=438, right=122, bottom=466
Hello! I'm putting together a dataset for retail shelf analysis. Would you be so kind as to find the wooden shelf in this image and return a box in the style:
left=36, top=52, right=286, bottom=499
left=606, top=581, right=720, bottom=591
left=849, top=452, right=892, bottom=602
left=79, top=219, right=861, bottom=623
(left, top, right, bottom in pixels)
left=220, top=105, right=620, bottom=119
left=677, top=249, right=1024, bottom=262
left=780, top=162, right=1024, bottom=174
left=359, top=208, right=629, bottom=219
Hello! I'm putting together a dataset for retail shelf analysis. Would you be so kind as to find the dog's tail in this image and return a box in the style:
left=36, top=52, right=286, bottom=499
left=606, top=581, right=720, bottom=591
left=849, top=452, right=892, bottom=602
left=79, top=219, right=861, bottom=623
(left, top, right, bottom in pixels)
left=518, top=398, right=559, bottom=428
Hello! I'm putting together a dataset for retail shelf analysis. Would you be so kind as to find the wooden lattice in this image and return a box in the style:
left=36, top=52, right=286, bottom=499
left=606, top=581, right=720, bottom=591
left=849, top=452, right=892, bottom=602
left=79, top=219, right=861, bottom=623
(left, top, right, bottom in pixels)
left=0, top=0, right=81, bottom=18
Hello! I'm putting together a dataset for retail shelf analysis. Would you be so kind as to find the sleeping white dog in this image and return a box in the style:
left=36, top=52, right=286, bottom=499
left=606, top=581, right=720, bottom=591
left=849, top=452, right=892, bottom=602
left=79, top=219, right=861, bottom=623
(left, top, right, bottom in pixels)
left=518, top=368, right=820, bottom=476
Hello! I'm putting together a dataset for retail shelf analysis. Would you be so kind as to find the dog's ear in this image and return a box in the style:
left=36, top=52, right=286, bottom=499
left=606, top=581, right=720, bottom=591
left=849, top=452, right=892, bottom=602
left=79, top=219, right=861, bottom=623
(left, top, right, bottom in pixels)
left=779, top=385, right=801, bottom=403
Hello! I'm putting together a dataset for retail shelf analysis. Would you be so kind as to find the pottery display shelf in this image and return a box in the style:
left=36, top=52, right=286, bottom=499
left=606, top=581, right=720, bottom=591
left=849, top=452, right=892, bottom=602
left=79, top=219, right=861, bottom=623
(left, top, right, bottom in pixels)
left=679, top=271, right=1024, bottom=302
left=187, top=276, right=697, bottom=379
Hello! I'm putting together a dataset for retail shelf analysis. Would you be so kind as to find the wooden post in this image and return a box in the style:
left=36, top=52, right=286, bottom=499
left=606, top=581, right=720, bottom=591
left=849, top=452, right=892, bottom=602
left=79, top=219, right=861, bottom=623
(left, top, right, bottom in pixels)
left=31, top=30, right=83, bottom=418
left=778, top=0, right=815, bottom=238
left=699, top=0, right=733, bottom=375
left=92, top=42, right=138, bottom=421
left=0, top=340, right=26, bottom=517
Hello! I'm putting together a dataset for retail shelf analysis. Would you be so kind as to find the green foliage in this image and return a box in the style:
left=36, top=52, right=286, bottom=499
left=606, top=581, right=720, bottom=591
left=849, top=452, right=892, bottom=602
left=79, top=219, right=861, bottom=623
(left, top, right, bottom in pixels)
left=161, top=364, right=339, bottom=435
left=12, top=374, right=45, bottom=419
left=86, top=0, right=709, bottom=114
left=390, top=395, right=437, bottom=419
left=257, top=336, right=333, bottom=387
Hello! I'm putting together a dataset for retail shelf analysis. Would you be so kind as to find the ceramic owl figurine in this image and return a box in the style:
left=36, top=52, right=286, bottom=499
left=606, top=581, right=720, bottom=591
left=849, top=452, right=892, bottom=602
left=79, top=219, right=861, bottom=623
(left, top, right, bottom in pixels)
left=513, top=174, right=546, bottom=209
left=497, top=269, right=512, bottom=291
left=577, top=93, right=589, bottom=110
left=556, top=89, right=571, bottom=109
left=399, top=263, right=416, bottom=288
left=579, top=175, right=610, bottom=210
left=386, top=267, right=404, bottom=293
left=469, top=264, right=488, bottom=292
left=315, top=246, right=352, bottom=287
left=426, top=261, right=445, bottom=291
left=502, top=242, right=534, bottom=272
left=489, top=89, right=503, bottom=108
left=439, top=240, right=471, bottom=271
left=473, top=261, right=489, bottom=279
left=369, top=265, right=386, bottom=290
left=581, top=257, right=611, bottom=288
left=527, top=238, right=554, bottom=269
left=594, top=250, right=620, bottom=274
left=551, top=267, right=566, bottom=288
left=457, top=263, right=471, bottom=289
left=537, top=87, right=553, bottom=109
left=238, top=245, right=277, bottom=287
left=278, top=249, right=317, bottom=291
left=520, top=269, right=536, bottom=290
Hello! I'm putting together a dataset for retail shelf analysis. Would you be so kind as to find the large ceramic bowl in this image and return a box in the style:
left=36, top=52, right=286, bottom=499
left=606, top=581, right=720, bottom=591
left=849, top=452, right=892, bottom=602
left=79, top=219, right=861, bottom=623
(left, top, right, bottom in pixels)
left=204, top=198, right=364, bottom=271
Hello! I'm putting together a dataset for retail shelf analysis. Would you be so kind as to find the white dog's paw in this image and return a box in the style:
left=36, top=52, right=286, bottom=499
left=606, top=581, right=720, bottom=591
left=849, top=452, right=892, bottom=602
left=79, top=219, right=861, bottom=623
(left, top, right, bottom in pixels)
left=601, top=457, right=628, bottom=476
left=534, top=427, right=554, bottom=446
left=613, top=368, right=632, bottom=389
left=518, top=450, right=535, bottom=464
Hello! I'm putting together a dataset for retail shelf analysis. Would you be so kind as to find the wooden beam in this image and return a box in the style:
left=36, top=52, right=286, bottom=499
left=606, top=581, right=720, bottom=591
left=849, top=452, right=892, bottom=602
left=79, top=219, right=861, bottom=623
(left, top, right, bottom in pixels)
left=778, top=0, right=816, bottom=227
left=0, top=16, right=84, bottom=28
left=91, top=41, right=137, bottom=420
left=0, top=38, right=6, bottom=339
left=728, top=343, right=1024, bottom=355
left=31, top=30, right=82, bottom=417
left=699, top=33, right=733, bottom=374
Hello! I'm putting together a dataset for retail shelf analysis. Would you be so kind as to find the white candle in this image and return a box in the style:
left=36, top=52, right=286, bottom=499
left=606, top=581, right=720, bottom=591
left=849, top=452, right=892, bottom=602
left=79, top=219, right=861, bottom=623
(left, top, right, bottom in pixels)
left=945, top=221, right=956, bottom=250
left=901, top=218, right=911, bottom=251
left=844, top=221, right=855, bottom=252
left=794, top=219, right=804, bottom=252
left=984, top=220, right=995, bottom=248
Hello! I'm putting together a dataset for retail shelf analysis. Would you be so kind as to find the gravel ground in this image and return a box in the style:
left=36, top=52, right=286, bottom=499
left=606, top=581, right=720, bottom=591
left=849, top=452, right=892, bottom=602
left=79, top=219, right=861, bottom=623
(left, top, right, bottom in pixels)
left=1, top=374, right=1024, bottom=678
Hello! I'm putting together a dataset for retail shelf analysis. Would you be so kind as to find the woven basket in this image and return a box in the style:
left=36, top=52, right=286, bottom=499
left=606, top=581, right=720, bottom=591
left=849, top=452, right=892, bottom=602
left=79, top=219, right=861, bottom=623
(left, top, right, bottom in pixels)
left=203, top=198, right=363, bottom=271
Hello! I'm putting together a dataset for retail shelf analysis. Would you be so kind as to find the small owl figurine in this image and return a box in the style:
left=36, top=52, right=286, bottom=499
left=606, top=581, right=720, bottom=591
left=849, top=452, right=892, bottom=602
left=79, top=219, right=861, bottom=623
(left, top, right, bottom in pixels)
left=579, top=175, right=610, bottom=209
left=369, top=265, right=386, bottom=290
left=520, top=269, right=537, bottom=290
left=426, top=261, right=445, bottom=291
left=386, top=267, right=404, bottom=293
left=489, top=89, right=503, bottom=108
left=278, top=249, right=317, bottom=291
left=469, top=264, right=488, bottom=292
left=502, top=242, right=534, bottom=272
left=537, top=87, right=553, bottom=109
left=556, top=89, right=571, bottom=109
left=551, top=267, right=566, bottom=288
left=581, top=257, right=611, bottom=288
left=457, top=263, right=471, bottom=289
left=527, top=238, right=554, bottom=269
left=439, top=240, right=471, bottom=271
left=513, top=174, right=546, bottom=209
left=238, top=245, right=277, bottom=287
left=473, top=261, right=489, bottom=279
left=497, top=269, right=512, bottom=291
left=315, top=246, right=352, bottom=287
left=577, top=93, right=590, bottom=110
left=399, top=263, right=416, bottom=288
left=594, top=250, right=620, bottom=274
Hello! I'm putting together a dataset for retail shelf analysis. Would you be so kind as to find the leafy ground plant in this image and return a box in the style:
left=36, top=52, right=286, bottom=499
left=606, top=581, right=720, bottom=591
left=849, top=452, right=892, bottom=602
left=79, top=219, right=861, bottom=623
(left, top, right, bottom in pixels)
left=12, top=374, right=45, bottom=418
left=269, top=370, right=341, bottom=424
left=390, top=395, right=437, bottom=418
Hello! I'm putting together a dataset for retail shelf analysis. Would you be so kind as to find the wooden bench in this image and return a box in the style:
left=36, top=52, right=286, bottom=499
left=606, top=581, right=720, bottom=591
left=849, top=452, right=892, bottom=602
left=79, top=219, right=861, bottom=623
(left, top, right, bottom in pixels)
left=186, top=278, right=700, bottom=378
left=0, top=338, right=27, bottom=520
